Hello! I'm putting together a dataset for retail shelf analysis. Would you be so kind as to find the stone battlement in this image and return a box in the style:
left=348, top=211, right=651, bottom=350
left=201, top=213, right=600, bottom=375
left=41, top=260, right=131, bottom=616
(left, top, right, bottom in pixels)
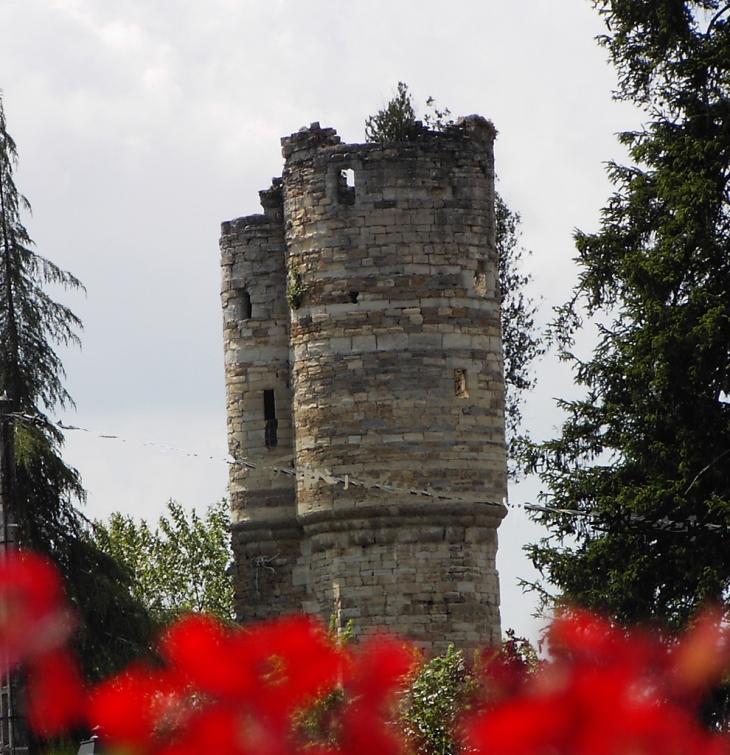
left=221, top=119, right=507, bottom=652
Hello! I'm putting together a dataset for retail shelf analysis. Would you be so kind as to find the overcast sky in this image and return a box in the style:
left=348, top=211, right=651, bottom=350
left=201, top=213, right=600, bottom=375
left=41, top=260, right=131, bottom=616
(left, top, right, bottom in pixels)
left=0, top=0, right=644, bottom=644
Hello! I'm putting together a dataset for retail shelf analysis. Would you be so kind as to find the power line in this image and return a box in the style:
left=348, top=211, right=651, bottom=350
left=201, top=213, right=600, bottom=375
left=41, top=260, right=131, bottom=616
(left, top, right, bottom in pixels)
left=11, top=411, right=729, bottom=535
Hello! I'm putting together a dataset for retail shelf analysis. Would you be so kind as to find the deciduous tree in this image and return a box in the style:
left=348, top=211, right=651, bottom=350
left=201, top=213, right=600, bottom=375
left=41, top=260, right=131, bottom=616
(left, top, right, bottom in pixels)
left=93, top=499, right=235, bottom=624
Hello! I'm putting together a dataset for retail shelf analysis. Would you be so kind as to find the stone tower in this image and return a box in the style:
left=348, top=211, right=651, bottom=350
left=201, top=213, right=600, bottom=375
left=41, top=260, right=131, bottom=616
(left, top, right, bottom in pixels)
left=221, top=116, right=508, bottom=651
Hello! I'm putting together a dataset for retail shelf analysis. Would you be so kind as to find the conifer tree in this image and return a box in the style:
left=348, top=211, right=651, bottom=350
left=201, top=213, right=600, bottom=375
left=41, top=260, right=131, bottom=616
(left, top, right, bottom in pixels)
left=365, top=82, right=423, bottom=143
left=0, top=91, right=152, bottom=680
left=524, top=1, right=730, bottom=629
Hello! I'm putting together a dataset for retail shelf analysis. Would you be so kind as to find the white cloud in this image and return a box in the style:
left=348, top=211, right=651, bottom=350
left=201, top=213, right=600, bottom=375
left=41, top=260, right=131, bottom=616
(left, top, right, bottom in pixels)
left=98, top=19, right=145, bottom=51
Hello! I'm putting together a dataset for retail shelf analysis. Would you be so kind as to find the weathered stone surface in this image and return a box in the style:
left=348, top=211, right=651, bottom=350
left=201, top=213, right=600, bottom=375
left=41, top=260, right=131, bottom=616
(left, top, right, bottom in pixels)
left=221, top=118, right=507, bottom=650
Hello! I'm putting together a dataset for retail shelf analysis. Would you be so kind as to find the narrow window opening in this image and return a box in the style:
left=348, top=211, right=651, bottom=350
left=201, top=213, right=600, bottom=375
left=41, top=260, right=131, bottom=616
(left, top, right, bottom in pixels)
left=349, top=291, right=359, bottom=303
left=338, top=169, right=356, bottom=206
left=263, top=389, right=278, bottom=448
left=474, top=261, right=487, bottom=296
left=241, top=291, right=252, bottom=319
left=454, top=369, right=469, bottom=399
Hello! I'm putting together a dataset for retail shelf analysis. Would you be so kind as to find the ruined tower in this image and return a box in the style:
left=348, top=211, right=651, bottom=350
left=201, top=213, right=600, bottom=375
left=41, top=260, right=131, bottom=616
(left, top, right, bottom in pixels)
left=221, top=116, right=508, bottom=650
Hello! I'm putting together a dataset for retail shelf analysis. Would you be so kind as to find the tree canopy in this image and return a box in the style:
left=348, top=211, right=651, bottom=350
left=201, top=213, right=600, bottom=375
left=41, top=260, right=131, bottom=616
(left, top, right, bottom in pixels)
left=523, top=1, right=730, bottom=629
left=364, top=82, right=423, bottom=143
left=93, top=499, right=235, bottom=625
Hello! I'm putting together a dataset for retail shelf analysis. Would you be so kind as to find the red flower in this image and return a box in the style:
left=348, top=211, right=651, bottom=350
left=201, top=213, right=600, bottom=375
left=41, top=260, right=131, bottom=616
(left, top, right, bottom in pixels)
left=465, top=610, right=730, bottom=755
left=5, top=548, right=730, bottom=755
left=338, top=636, right=413, bottom=755
left=88, top=662, right=190, bottom=752
left=0, top=550, right=74, bottom=673
left=161, top=614, right=250, bottom=701
left=90, top=615, right=349, bottom=755
left=161, top=614, right=344, bottom=717
left=26, top=648, right=86, bottom=736
left=239, top=615, right=344, bottom=722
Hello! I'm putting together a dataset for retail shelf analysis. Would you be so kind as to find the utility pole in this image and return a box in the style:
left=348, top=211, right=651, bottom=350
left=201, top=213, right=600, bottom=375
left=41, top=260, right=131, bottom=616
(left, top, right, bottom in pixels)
left=0, top=393, right=27, bottom=755
left=0, top=392, right=17, bottom=550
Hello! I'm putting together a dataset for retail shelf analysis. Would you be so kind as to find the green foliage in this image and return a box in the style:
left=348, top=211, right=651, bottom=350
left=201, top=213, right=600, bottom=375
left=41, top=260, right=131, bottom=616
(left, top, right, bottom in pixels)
left=501, top=628, right=540, bottom=674
left=364, top=84, right=456, bottom=142
left=522, top=1, right=730, bottom=628
left=328, top=615, right=356, bottom=646
left=93, top=499, right=235, bottom=624
left=64, top=535, right=155, bottom=681
left=292, top=617, right=356, bottom=747
left=365, top=82, right=424, bottom=143
left=296, top=631, right=540, bottom=755
left=400, top=645, right=476, bottom=755
left=496, top=194, right=543, bottom=469
left=423, top=96, right=454, bottom=132
left=286, top=265, right=306, bottom=310
left=296, top=643, right=476, bottom=755
left=293, top=685, right=347, bottom=749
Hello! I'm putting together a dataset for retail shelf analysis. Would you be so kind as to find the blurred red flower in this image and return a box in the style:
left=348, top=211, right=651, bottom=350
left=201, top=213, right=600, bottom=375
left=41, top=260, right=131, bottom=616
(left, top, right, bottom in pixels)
left=1, top=549, right=729, bottom=755
left=0, top=550, right=74, bottom=673
left=465, top=609, right=730, bottom=755
left=26, top=647, right=86, bottom=736
left=89, top=616, right=414, bottom=755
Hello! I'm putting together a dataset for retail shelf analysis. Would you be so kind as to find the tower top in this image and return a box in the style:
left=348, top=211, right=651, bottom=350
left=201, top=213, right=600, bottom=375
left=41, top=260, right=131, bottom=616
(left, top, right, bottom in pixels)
left=280, top=115, right=496, bottom=161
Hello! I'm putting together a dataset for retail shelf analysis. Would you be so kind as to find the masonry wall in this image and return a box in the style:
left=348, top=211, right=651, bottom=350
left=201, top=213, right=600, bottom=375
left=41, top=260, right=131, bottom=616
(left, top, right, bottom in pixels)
left=221, top=117, right=508, bottom=649
left=220, top=184, right=305, bottom=622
